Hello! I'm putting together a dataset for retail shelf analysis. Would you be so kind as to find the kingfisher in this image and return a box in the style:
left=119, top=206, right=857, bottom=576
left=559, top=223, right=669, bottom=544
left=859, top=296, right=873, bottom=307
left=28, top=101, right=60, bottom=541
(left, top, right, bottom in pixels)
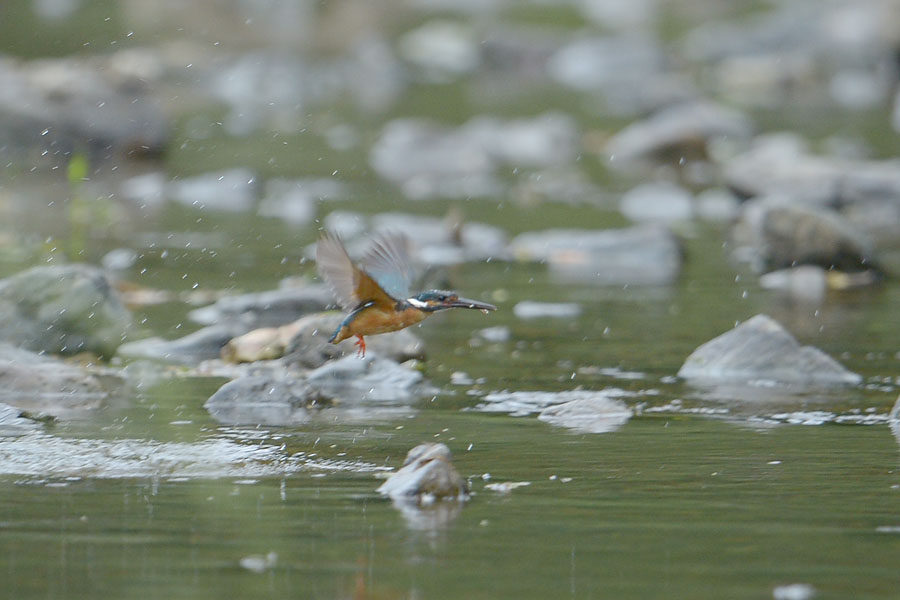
left=316, top=231, right=497, bottom=357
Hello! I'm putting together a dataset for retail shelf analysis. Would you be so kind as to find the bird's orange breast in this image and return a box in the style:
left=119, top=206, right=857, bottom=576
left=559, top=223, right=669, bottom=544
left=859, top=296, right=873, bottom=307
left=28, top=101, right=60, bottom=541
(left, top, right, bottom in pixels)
left=332, top=305, right=429, bottom=343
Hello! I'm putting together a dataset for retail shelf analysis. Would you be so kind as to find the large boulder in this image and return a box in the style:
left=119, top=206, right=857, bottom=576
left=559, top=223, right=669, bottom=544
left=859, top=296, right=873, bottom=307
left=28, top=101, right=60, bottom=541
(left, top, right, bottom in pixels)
left=118, top=323, right=250, bottom=365
left=0, top=264, right=131, bottom=357
left=678, top=314, right=861, bottom=386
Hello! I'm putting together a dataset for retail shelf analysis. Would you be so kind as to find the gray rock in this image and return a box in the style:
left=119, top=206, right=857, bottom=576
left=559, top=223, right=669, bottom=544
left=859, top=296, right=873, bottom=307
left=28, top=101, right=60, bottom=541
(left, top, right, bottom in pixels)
left=168, top=168, right=259, bottom=213
left=619, top=181, right=694, bottom=222
left=0, top=343, right=124, bottom=416
left=537, top=396, right=632, bottom=433
left=0, top=402, right=43, bottom=436
left=188, top=285, right=333, bottom=328
left=282, top=312, right=425, bottom=369
left=734, top=196, right=879, bottom=272
left=513, top=301, right=581, bottom=320
left=398, top=20, right=481, bottom=82
left=204, top=376, right=321, bottom=426
left=257, top=178, right=344, bottom=225
left=0, top=53, right=167, bottom=164
left=377, top=443, right=468, bottom=500
left=758, top=266, right=828, bottom=304
left=605, top=101, right=754, bottom=167
left=510, top=225, right=681, bottom=286
left=678, top=314, right=861, bottom=386
left=117, top=323, right=250, bottom=365
left=368, top=112, right=577, bottom=200
left=119, top=172, right=168, bottom=209
left=0, top=264, right=131, bottom=356
left=306, top=354, right=432, bottom=403
left=474, top=389, right=634, bottom=417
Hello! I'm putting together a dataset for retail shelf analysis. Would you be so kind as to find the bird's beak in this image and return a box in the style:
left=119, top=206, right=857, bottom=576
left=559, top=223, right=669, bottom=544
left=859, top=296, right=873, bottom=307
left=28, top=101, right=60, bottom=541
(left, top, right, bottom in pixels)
left=445, top=296, right=497, bottom=313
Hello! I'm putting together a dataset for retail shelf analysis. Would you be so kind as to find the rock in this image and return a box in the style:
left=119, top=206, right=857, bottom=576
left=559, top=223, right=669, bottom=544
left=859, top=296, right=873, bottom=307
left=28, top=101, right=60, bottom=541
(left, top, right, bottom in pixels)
left=619, top=181, right=694, bottom=222
left=305, top=354, right=432, bottom=403
left=678, top=314, right=861, bottom=386
left=0, top=402, right=43, bottom=436
left=513, top=301, right=581, bottom=320
left=889, top=394, right=900, bottom=446
left=758, top=266, right=828, bottom=304
left=537, top=396, right=632, bottom=433
left=474, top=389, right=635, bottom=417
left=376, top=443, right=468, bottom=500
left=724, top=138, right=900, bottom=246
left=221, top=327, right=291, bottom=363
left=475, top=326, right=511, bottom=343
left=0, top=53, right=167, bottom=164
left=119, top=172, right=168, bottom=209
left=168, top=168, right=259, bottom=213
left=368, top=112, right=577, bottom=200
left=188, top=285, right=333, bottom=329
left=118, top=323, right=249, bottom=365
left=399, top=20, right=481, bottom=82
left=695, top=188, right=741, bottom=222
left=257, top=178, right=344, bottom=225
left=510, top=225, right=681, bottom=286
left=281, top=312, right=425, bottom=369
left=734, top=197, right=879, bottom=273
left=0, top=343, right=124, bottom=416
left=606, top=101, right=754, bottom=166
left=204, top=376, right=322, bottom=426
left=0, top=264, right=131, bottom=357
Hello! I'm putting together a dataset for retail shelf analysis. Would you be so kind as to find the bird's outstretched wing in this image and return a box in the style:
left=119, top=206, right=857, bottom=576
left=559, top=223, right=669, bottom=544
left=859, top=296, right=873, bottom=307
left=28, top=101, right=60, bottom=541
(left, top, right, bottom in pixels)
left=316, top=232, right=398, bottom=311
left=361, top=232, right=413, bottom=301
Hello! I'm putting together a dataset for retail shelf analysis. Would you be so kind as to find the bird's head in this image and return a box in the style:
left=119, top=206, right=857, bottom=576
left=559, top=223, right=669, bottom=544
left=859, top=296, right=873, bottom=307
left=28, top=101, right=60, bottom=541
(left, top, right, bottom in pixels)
left=406, top=290, right=497, bottom=313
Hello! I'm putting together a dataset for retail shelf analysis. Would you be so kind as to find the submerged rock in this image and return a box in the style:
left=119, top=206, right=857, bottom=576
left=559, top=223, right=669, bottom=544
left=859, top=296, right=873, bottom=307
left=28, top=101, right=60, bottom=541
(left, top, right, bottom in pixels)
left=537, top=396, right=632, bottom=433
left=204, top=376, right=321, bottom=426
left=377, top=443, right=468, bottom=501
left=0, top=343, right=124, bottom=416
left=510, top=225, right=681, bottom=286
left=474, top=389, right=635, bottom=417
left=0, top=264, right=131, bottom=357
left=678, top=314, right=861, bottom=386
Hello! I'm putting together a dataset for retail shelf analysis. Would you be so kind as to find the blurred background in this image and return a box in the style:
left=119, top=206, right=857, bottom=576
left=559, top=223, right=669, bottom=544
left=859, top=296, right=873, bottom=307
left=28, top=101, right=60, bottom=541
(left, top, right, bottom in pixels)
left=1, top=1, right=900, bottom=599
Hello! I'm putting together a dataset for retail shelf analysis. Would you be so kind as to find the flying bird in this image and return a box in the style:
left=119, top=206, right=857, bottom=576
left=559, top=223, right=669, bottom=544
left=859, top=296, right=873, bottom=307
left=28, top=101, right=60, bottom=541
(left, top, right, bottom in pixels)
left=316, top=232, right=497, bottom=357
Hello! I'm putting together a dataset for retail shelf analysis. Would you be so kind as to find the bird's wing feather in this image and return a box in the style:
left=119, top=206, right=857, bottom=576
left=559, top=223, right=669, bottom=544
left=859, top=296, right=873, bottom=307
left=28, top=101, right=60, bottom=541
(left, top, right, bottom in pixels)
left=316, top=232, right=398, bottom=311
left=361, top=232, right=413, bottom=300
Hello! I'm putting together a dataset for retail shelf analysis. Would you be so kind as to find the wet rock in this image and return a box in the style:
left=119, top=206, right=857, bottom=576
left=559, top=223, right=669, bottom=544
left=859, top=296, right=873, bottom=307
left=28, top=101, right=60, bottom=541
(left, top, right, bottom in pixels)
left=281, top=312, right=425, bottom=369
left=537, top=396, right=632, bottom=433
left=305, top=354, right=432, bottom=403
left=0, top=53, right=167, bottom=164
left=513, top=301, right=581, bottom=320
left=369, top=112, right=577, bottom=200
left=605, top=101, right=754, bottom=167
left=474, top=389, right=635, bottom=417
left=222, top=326, right=292, bottom=364
left=734, top=197, right=879, bottom=273
left=168, top=168, right=259, bottom=213
left=0, top=402, right=43, bottom=436
left=678, top=314, right=861, bottom=386
left=204, top=376, right=321, bottom=426
left=0, top=264, right=131, bottom=357
left=758, top=266, right=828, bottom=304
left=510, top=224, right=681, bottom=286
left=889, top=394, right=900, bottom=445
left=695, top=188, right=741, bottom=222
left=619, top=181, right=694, bottom=222
left=0, top=343, right=124, bottom=416
left=475, top=326, right=511, bottom=343
left=188, top=284, right=333, bottom=329
left=118, top=323, right=249, bottom=365
left=119, top=172, right=168, bottom=209
left=377, top=443, right=468, bottom=501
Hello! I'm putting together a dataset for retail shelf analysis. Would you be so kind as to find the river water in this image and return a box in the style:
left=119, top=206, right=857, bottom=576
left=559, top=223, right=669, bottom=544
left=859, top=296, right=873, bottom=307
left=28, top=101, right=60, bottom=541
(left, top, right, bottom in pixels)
left=1, top=1, right=900, bottom=599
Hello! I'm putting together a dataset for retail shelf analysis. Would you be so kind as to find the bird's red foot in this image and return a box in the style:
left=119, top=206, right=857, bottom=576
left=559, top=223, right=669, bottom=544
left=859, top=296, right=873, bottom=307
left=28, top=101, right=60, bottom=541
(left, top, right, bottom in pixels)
left=354, top=335, right=367, bottom=358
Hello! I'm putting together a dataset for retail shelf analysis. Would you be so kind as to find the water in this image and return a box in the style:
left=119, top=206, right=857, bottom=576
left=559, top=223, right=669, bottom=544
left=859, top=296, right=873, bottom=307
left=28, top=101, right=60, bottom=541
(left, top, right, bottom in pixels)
left=2, top=1, right=900, bottom=598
